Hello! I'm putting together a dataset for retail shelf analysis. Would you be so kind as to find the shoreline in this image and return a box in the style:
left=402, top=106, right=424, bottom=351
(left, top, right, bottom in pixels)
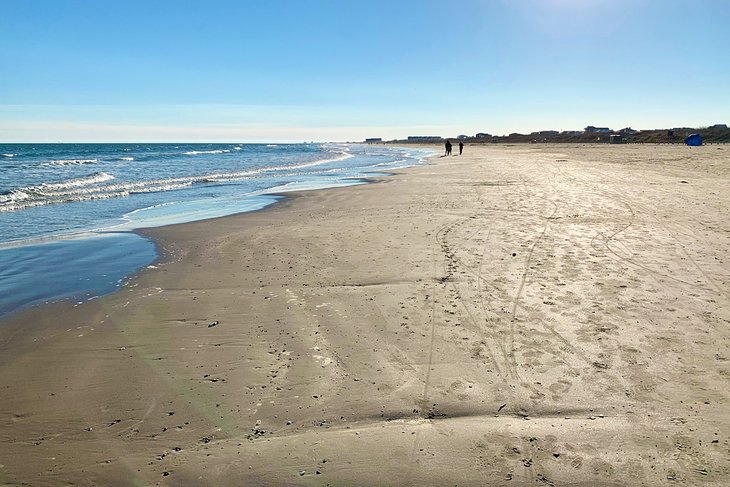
left=0, top=145, right=432, bottom=320
left=1, top=144, right=728, bottom=485
left=132, top=173, right=398, bottom=279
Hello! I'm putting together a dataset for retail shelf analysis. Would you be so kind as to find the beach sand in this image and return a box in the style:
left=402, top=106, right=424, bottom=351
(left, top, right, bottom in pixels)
left=1, top=144, right=729, bottom=486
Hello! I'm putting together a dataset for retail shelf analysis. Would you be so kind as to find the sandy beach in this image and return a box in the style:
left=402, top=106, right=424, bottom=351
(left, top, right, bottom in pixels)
left=1, top=144, right=728, bottom=486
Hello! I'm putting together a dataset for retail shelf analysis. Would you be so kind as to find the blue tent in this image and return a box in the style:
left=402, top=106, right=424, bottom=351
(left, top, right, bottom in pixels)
left=684, top=133, right=703, bottom=146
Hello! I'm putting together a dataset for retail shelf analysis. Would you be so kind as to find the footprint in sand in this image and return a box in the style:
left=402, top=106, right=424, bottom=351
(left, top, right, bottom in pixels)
left=548, top=379, right=572, bottom=401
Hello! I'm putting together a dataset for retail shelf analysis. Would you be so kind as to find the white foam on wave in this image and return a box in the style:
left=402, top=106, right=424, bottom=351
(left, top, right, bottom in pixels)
left=1, top=173, right=204, bottom=212
left=0, top=189, right=31, bottom=205
left=183, top=149, right=231, bottom=155
left=246, top=152, right=355, bottom=177
left=119, top=157, right=134, bottom=161
left=372, top=158, right=407, bottom=167
left=194, top=151, right=354, bottom=183
left=40, top=172, right=115, bottom=191
left=44, top=159, right=99, bottom=166
left=0, top=172, right=116, bottom=212
left=200, top=171, right=258, bottom=183
left=1, top=154, right=14, bottom=158
left=122, top=201, right=177, bottom=218
left=129, top=182, right=193, bottom=194
left=0, top=149, right=358, bottom=212
left=266, top=144, right=278, bottom=147
left=0, top=189, right=127, bottom=212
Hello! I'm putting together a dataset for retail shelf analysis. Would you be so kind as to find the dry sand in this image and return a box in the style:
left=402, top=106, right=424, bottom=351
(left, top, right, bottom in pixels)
left=0, top=144, right=729, bottom=486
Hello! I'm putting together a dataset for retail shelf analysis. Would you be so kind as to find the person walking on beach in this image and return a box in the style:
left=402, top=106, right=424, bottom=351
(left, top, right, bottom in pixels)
left=445, top=140, right=452, bottom=156
left=459, top=141, right=464, bottom=155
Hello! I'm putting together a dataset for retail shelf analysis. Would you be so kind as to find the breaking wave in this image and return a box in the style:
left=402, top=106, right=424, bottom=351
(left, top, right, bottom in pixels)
left=40, top=172, right=115, bottom=190
left=183, top=149, right=231, bottom=155
left=0, top=172, right=116, bottom=211
left=44, top=159, right=99, bottom=166
left=0, top=150, right=353, bottom=212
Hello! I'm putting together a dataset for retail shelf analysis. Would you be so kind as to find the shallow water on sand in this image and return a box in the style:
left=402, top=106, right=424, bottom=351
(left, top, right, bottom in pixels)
left=0, top=233, right=156, bottom=317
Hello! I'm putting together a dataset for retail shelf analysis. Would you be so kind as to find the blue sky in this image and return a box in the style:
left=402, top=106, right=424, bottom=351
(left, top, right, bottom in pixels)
left=1, top=0, right=728, bottom=142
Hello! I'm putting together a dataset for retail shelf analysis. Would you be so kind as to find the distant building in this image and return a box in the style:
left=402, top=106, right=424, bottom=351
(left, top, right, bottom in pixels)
left=618, top=127, right=638, bottom=135
left=533, top=130, right=559, bottom=136
left=407, top=136, right=443, bottom=142
left=475, top=132, right=491, bottom=139
left=610, top=134, right=625, bottom=144
left=709, top=124, right=727, bottom=129
left=560, top=130, right=583, bottom=135
left=457, top=135, right=469, bottom=140
left=364, top=138, right=382, bottom=143
left=585, top=126, right=611, bottom=133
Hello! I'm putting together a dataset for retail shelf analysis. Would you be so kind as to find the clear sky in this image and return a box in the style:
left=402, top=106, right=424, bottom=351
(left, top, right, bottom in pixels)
left=1, top=0, right=728, bottom=142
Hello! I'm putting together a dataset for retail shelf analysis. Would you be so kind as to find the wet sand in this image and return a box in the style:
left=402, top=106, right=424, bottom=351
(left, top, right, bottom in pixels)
left=1, top=144, right=729, bottom=486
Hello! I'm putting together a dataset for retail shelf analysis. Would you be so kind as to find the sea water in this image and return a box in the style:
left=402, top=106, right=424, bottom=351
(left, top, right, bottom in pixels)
left=0, top=143, right=433, bottom=317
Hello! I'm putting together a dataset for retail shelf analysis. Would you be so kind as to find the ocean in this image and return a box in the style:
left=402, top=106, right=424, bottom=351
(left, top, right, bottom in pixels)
left=0, top=143, right=433, bottom=318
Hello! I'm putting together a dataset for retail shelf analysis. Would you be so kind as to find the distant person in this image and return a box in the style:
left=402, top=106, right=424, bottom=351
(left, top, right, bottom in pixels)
left=459, top=141, right=464, bottom=155
left=445, top=140, right=452, bottom=156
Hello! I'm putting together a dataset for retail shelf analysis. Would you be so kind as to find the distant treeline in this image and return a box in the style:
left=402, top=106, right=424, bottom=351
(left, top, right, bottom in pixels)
left=387, top=126, right=730, bottom=145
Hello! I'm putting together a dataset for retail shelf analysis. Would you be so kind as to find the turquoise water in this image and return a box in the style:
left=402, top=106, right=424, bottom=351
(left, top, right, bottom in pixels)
left=0, top=143, right=433, bottom=317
